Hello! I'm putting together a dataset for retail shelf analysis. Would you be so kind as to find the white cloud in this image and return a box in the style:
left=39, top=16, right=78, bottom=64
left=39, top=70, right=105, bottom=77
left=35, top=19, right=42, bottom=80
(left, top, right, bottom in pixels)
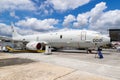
left=39, top=0, right=90, bottom=13
left=47, top=0, right=90, bottom=11
left=0, top=23, right=11, bottom=36
left=72, top=2, right=107, bottom=28
left=63, top=14, right=76, bottom=27
left=16, top=27, right=39, bottom=35
left=90, top=10, right=120, bottom=31
left=63, top=2, right=120, bottom=34
left=89, top=2, right=107, bottom=27
left=10, top=11, right=19, bottom=19
left=73, top=13, right=89, bottom=28
left=36, top=0, right=91, bottom=16
left=16, top=18, right=59, bottom=31
left=88, top=2, right=120, bottom=33
left=0, top=23, right=38, bottom=36
left=0, top=0, right=36, bottom=12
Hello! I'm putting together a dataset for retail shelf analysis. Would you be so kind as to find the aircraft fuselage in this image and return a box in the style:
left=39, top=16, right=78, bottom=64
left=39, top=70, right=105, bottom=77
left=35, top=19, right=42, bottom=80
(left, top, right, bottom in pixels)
left=13, top=30, right=110, bottom=49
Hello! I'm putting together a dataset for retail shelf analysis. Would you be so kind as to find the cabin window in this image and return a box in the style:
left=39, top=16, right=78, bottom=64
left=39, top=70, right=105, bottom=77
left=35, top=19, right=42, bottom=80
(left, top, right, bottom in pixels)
left=60, top=35, right=62, bottom=39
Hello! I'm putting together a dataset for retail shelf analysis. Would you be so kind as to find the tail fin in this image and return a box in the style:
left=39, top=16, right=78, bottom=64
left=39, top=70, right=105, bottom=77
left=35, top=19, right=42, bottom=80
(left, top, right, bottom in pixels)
left=11, top=22, right=22, bottom=39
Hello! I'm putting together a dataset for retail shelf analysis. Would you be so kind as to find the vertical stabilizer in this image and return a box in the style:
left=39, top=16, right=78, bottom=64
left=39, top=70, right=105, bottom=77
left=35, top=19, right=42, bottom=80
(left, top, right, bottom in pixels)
left=11, top=22, right=22, bottom=39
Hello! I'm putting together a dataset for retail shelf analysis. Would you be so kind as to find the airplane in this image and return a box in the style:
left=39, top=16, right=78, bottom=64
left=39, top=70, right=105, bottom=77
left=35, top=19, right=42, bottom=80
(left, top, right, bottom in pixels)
left=11, top=24, right=110, bottom=53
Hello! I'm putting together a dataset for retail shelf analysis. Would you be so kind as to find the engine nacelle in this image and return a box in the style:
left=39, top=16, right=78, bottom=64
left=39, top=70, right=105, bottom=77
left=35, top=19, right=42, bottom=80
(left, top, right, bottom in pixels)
left=26, top=41, right=44, bottom=50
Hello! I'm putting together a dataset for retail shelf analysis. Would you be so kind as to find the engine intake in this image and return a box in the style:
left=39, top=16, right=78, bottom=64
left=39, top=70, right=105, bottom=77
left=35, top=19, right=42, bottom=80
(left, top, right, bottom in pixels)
left=26, top=41, right=44, bottom=50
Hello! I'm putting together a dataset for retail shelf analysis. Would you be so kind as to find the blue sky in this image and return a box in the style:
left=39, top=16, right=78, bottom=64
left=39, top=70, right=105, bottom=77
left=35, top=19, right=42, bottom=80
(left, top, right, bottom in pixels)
left=0, top=0, right=120, bottom=36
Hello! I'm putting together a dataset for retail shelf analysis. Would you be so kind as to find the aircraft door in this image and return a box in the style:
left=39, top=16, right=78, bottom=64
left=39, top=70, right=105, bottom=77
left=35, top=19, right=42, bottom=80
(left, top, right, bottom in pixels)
left=81, top=31, right=86, bottom=41
left=80, top=31, right=93, bottom=48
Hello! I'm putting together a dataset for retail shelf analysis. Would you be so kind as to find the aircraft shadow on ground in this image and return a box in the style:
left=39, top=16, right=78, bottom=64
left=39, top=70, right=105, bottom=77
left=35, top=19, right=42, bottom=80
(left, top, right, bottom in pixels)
left=0, top=58, right=36, bottom=67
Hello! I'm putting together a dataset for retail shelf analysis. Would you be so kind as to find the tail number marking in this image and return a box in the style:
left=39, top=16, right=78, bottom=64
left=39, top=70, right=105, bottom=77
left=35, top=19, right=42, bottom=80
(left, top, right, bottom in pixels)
left=93, top=39, right=103, bottom=42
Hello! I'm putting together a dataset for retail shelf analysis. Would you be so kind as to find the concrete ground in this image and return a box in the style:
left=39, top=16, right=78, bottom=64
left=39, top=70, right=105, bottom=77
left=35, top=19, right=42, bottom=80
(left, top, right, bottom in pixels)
left=0, top=49, right=119, bottom=80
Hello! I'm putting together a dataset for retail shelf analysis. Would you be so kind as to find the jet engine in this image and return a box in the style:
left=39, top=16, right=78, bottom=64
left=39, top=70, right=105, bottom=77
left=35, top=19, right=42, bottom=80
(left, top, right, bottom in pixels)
left=26, top=41, right=45, bottom=50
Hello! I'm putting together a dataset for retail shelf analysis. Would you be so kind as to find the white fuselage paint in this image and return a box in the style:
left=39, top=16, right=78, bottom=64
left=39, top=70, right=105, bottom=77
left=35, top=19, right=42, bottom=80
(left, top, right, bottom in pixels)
left=12, top=30, right=110, bottom=49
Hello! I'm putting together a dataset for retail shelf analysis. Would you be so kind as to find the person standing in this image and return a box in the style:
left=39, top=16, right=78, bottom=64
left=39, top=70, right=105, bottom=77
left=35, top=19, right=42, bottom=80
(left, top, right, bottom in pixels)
left=97, top=47, right=104, bottom=59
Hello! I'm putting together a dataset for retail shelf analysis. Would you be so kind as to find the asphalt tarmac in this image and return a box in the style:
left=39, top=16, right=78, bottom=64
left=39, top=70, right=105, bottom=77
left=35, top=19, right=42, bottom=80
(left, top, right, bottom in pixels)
left=0, top=49, right=119, bottom=80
